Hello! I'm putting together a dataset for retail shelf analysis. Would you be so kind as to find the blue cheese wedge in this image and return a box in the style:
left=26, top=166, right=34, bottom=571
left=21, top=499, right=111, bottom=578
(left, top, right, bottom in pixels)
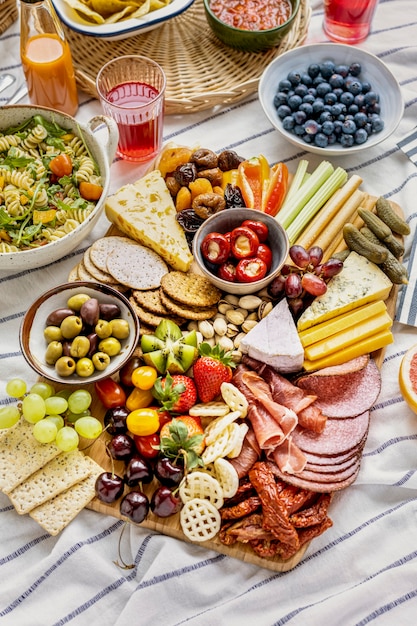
left=105, top=170, right=193, bottom=273
left=240, top=297, right=304, bottom=372
left=297, top=251, right=393, bottom=331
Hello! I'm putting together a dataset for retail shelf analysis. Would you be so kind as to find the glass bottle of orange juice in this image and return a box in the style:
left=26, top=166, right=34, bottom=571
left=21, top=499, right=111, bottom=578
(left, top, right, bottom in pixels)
left=20, top=0, right=78, bottom=116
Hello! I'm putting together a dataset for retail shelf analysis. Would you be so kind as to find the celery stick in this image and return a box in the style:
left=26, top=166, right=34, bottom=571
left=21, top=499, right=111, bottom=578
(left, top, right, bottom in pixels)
left=276, top=160, right=334, bottom=229
left=286, top=167, right=348, bottom=244
left=280, top=159, right=309, bottom=209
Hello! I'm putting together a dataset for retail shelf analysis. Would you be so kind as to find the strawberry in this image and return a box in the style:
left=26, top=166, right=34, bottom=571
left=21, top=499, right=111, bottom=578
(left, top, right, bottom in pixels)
left=193, top=342, right=235, bottom=403
left=159, top=416, right=205, bottom=469
left=152, top=372, right=197, bottom=414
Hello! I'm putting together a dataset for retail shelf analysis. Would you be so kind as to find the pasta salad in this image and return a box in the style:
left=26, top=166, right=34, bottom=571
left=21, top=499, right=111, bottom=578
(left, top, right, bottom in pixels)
left=0, top=115, right=103, bottom=253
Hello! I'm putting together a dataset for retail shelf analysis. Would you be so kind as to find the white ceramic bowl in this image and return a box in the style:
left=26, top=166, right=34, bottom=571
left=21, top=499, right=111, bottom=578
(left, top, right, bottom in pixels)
left=259, top=43, right=404, bottom=156
left=20, top=282, right=140, bottom=386
left=51, top=0, right=195, bottom=41
left=192, top=208, right=289, bottom=296
left=0, top=105, right=118, bottom=273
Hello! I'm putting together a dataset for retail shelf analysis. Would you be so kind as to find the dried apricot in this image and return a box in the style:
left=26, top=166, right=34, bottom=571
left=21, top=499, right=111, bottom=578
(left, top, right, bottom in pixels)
left=158, top=147, right=193, bottom=177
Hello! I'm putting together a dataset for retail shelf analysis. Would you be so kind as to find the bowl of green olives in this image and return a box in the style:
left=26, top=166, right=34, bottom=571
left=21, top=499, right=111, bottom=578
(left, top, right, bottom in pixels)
left=20, top=282, right=140, bottom=385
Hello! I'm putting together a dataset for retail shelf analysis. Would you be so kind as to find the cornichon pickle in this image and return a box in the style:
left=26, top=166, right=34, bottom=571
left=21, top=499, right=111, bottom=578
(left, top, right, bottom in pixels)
left=343, top=223, right=388, bottom=264
left=360, top=226, right=409, bottom=284
left=375, top=196, right=410, bottom=236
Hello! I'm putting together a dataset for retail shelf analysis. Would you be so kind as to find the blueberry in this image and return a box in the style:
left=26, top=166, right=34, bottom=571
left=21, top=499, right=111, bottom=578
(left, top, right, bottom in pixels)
left=277, top=104, right=292, bottom=119
left=324, top=92, right=338, bottom=105
left=348, top=104, right=359, bottom=115
left=315, top=133, right=329, bottom=148
left=347, top=79, right=363, bottom=95
left=368, top=102, right=381, bottom=115
left=287, top=94, right=303, bottom=110
left=282, top=115, right=295, bottom=131
left=330, top=103, right=344, bottom=117
left=322, top=120, right=335, bottom=136
left=307, top=63, right=320, bottom=79
left=299, top=102, right=314, bottom=117
left=335, top=64, right=349, bottom=77
left=354, top=94, right=366, bottom=109
left=313, top=75, right=325, bottom=87
left=354, top=128, right=368, bottom=144
left=342, top=119, right=357, bottom=134
left=316, top=82, right=332, bottom=97
left=340, top=91, right=354, bottom=106
left=287, top=71, right=302, bottom=86
left=278, top=79, right=292, bottom=92
left=302, top=94, right=315, bottom=105
left=294, top=84, right=308, bottom=98
left=340, top=133, right=355, bottom=147
left=312, top=99, right=325, bottom=115
left=273, top=92, right=288, bottom=108
left=293, top=124, right=306, bottom=136
left=327, top=133, right=337, bottom=145
left=349, top=62, right=362, bottom=76
left=319, top=111, right=334, bottom=124
left=329, top=73, right=345, bottom=89
left=304, top=119, right=320, bottom=135
left=302, top=133, right=314, bottom=144
left=371, top=116, right=384, bottom=133
left=293, top=110, right=307, bottom=125
left=300, top=73, right=313, bottom=86
left=333, top=120, right=344, bottom=135
left=354, top=112, right=368, bottom=128
left=361, top=81, right=372, bottom=94
left=320, top=61, right=335, bottom=79
left=364, top=91, right=379, bottom=105
left=307, top=87, right=317, bottom=98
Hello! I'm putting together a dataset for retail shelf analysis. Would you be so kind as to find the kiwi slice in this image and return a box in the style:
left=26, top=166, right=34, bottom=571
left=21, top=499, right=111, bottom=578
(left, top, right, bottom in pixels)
left=141, top=320, right=198, bottom=374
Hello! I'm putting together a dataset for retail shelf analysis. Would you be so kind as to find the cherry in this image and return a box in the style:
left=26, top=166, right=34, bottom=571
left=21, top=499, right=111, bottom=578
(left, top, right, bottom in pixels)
left=150, top=485, right=182, bottom=518
left=95, top=472, right=124, bottom=504
left=120, top=490, right=149, bottom=524
left=104, top=406, right=129, bottom=435
left=125, top=455, right=153, bottom=487
left=107, top=433, right=136, bottom=463
left=154, top=457, right=184, bottom=487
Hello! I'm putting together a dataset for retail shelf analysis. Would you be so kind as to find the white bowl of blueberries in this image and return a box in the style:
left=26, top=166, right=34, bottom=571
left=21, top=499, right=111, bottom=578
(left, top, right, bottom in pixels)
left=258, top=43, right=404, bottom=155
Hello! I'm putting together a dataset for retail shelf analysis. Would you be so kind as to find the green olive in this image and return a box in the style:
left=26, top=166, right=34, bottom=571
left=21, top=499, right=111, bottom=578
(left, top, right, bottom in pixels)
left=67, top=293, right=91, bottom=312
left=76, top=357, right=95, bottom=378
left=98, top=337, right=121, bottom=357
left=60, top=315, right=83, bottom=339
left=44, top=325, right=63, bottom=343
left=69, top=335, right=90, bottom=358
left=55, top=355, right=76, bottom=377
left=109, top=319, right=130, bottom=340
left=95, top=319, right=112, bottom=339
left=92, top=351, right=111, bottom=371
left=45, top=340, right=63, bottom=365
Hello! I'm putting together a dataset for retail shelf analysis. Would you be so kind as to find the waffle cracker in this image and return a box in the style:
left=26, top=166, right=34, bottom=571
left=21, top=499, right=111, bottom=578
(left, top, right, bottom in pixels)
left=179, top=471, right=224, bottom=509
left=8, top=450, right=93, bottom=514
left=160, top=271, right=222, bottom=307
left=213, top=458, right=239, bottom=498
left=29, top=457, right=104, bottom=536
left=180, top=498, right=221, bottom=542
left=0, top=419, right=61, bottom=493
left=160, top=289, right=217, bottom=321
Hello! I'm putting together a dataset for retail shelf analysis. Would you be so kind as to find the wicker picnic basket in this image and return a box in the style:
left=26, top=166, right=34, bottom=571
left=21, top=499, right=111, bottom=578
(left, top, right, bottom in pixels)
left=0, top=0, right=18, bottom=35
left=65, top=0, right=311, bottom=115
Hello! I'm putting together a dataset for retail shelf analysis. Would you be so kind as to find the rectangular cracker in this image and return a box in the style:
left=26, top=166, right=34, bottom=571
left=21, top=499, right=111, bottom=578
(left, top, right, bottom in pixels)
left=8, top=450, right=93, bottom=514
left=29, top=457, right=104, bottom=536
left=0, top=419, right=62, bottom=493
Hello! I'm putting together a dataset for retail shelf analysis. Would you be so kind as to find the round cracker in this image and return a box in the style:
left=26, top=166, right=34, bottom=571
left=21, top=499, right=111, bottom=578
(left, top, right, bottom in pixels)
left=161, top=271, right=221, bottom=307
left=160, top=289, right=217, bottom=321
left=89, top=236, right=138, bottom=272
left=129, top=296, right=185, bottom=328
left=76, top=258, right=96, bottom=282
left=83, top=248, right=119, bottom=284
left=131, top=288, right=170, bottom=316
left=106, top=244, right=168, bottom=290
left=67, top=264, right=80, bottom=282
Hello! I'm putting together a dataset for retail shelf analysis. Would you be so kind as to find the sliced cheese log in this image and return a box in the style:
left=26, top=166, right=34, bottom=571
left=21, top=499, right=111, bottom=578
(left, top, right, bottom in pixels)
left=297, top=251, right=393, bottom=331
left=298, top=300, right=388, bottom=348
left=105, top=169, right=193, bottom=272
left=303, top=308, right=393, bottom=361
left=302, top=328, right=394, bottom=372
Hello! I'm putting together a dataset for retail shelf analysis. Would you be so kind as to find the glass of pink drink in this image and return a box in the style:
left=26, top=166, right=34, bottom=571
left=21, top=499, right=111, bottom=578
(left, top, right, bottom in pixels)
left=96, top=55, right=166, bottom=162
left=323, top=0, right=379, bottom=45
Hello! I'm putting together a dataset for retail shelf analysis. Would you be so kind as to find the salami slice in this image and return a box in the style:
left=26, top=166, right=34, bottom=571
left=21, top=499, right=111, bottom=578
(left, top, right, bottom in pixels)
left=304, top=454, right=359, bottom=474
left=291, top=411, right=370, bottom=456
left=295, top=358, right=381, bottom=418
left=271, top=461, right=361, bottom=493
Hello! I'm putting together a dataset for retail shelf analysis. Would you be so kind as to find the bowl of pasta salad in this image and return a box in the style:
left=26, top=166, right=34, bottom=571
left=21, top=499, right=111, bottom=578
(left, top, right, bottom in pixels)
left=0, top=104, right=119, bottom=272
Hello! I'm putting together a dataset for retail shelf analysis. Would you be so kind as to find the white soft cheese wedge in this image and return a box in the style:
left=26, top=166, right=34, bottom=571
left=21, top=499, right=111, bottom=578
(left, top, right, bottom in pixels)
left=105, top=169, right=193, bottom=272
left=240, top=297, right=304, bottom=372
left=297, top=251, right=393, bottom=332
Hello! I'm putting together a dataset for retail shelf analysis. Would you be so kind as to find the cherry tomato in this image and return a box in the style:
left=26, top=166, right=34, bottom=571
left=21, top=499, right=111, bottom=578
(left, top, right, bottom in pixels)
left=131, top=365, right=158, bottom=390
left=201, top=232, right=231, bottom=264
left=236, top=257, right=268, bottom=283
left=134, top=433, right=160, bottom=459
left=49, top=153, right=73, bottom=178
left=256, top=243, right=273, bottom=271
left=241, top=219, right=269, bottom=243
left=119, top=355, right=142, bottom=387
left=230, top=226, right=259, bottom=259
left=95, top=377, right=126, bottom=409
left=126, top=387, right=154, bottom=411
left=79, top=181, right=103, bottom=201
left=218, top=261, right=237, bottom=282
left=126, top=408, right=160, bottom=436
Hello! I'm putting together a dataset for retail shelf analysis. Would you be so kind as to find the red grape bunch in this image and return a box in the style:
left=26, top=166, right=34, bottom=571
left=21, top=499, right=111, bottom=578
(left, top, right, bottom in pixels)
left=268, top=244, right=344, bottom=317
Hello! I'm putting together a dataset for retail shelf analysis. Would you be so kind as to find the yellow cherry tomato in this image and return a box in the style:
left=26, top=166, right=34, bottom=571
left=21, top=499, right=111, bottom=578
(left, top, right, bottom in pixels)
left=126, top=387, right=154, bottom=412
left=131, top=365, right=158, bottom=390
left=126, top=408, right=160, bottom=436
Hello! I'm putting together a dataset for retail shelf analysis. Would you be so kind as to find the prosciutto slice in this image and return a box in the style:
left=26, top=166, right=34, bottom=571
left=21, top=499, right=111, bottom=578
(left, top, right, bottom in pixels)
left=229, top=427, right=261, bottom=478
left=267, top=437, right=307, bottom=474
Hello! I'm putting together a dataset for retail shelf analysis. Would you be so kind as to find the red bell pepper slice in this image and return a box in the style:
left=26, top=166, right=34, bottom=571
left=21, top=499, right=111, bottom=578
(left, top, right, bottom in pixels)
left=262, top=162, right=289, bottom=216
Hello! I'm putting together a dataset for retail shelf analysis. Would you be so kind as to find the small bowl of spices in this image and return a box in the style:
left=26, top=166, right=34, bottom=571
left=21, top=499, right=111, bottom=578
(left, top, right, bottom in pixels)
left=203, top=0, right=300, bottom=53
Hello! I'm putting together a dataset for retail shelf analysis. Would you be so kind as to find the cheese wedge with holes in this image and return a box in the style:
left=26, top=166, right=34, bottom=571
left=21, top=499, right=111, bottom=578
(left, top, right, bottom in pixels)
left=304, top=308, right=393, bottom=361
left=299, top=300, right=388, bottom=348
left=297, top=251, right=393, bottom=331
left=302, top=328, right=394, bottom=372
left=105, top=169, right=193, bottom=272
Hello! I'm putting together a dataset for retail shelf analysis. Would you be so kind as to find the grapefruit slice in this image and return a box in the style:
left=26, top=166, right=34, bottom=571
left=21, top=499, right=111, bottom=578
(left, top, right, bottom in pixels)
left=399, top=343, right=417, bottom=413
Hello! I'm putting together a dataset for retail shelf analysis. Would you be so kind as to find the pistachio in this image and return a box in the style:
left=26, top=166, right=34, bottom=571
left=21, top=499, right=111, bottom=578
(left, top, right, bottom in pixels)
left=218, top=335, right=235, bottom=351
left=198, top=319, right=215, bottom=339
left=213, top=317, right=228, bottom=336
left=242, top=319, right=258, bottom=334
left=230, top=350, right=243, bottom=363
left=246, top=311, right=259, bottom=321
left=233, top=332, right=247, bottom=349
left=187, top=320, right=199, bottom=332
left=225, top=309, right=246, bottom=326
left=226, top=323, right=239, bottom=338
left=223, top=294, right=240, bottom=306
left=218, top=302, right=234, bottom=315
left=238, top=295, right=263, bottom=310
left=258, top=300, right=273, bottom=319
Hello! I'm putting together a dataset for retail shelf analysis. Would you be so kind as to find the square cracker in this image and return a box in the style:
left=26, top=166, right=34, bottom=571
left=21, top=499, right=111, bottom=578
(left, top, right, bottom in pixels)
left=30, top=457, right=104, bottom=536
left=8, top=450, right=94, bottom=514
left=0, top=419, right=62, bottom=493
